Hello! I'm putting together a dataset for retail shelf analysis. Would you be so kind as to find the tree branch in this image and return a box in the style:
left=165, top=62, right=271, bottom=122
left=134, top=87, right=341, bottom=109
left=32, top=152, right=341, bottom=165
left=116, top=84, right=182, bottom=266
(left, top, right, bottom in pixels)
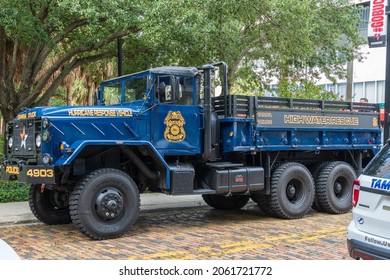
left=38, top=4, right=49, bottom=23
left=53, top=19, right=89, bottom=44
left=19, top=45, right=44, bottom=101
left=31, top=29, right=135, bottom=99
left=0, top=25, right=7, bottom=107
left=0, top=26, right=5, bottom=80
left=9, top=39, right=18, bottom=81
left=32, top=46, right=148, bottom=108
left=32, top=51, right=115, bottom=108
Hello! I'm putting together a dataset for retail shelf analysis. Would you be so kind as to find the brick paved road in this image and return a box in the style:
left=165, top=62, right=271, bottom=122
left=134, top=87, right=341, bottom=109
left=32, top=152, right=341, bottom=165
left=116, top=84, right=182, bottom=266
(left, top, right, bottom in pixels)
left=0, top=203, right=352, bottom=260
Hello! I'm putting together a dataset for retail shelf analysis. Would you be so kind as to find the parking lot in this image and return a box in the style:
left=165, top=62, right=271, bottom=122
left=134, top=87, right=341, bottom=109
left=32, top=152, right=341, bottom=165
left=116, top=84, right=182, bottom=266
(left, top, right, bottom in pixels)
left=0, top=202, right=352, bottom=260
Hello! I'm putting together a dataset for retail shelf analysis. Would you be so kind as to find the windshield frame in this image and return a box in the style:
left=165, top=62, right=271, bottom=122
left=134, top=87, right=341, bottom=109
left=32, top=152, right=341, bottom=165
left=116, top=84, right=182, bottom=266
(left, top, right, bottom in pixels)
left=98, top=70, right=151, bottom=106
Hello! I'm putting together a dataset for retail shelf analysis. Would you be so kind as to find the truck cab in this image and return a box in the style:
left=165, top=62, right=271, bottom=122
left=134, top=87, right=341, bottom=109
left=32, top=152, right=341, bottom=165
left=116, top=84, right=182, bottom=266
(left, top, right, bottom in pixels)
left=98, top=66, right=204, bottom=156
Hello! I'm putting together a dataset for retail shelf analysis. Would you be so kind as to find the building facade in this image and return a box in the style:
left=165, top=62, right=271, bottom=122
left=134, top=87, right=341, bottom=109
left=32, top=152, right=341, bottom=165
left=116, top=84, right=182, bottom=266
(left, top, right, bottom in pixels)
left=319, top=0, right=386, bottom=103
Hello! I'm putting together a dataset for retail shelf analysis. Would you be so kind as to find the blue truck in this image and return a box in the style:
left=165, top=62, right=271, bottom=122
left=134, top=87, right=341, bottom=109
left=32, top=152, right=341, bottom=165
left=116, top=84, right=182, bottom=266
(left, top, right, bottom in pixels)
left=0, top=62, right=382, bottom=240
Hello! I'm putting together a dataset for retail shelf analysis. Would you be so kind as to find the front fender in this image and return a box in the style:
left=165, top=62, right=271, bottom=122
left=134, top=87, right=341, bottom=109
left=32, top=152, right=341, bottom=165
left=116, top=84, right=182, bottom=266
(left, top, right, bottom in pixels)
left=54, top=140, right=172, bottom=189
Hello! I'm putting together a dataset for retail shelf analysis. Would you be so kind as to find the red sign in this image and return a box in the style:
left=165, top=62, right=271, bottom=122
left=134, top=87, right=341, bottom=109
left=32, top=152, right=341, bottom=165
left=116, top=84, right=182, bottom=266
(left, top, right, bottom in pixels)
left=368, top=0, right=388, bottom=48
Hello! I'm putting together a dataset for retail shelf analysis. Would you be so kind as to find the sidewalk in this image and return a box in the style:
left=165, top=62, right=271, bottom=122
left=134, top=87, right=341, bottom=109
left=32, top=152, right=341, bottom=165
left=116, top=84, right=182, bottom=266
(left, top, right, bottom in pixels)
left=0, top=193, right=207, bottom=226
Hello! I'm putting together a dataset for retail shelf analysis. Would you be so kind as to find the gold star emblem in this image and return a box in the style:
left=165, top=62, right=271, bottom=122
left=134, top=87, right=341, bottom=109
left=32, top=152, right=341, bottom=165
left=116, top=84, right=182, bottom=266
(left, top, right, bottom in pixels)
left=20, top=127, right=28, bottom=149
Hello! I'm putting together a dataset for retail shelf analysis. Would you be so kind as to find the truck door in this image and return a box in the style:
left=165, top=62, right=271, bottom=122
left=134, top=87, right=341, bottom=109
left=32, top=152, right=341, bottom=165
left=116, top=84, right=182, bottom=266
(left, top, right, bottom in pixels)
left=152, top=76, right=202, bottom=156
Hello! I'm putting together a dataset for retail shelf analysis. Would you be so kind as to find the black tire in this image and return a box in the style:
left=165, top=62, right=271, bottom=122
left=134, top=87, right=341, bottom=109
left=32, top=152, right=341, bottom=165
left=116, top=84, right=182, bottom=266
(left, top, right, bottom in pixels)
left=202, top=194, right=249, bottom=210
left=250, top=193, right=274, bottom=216
left=69, top=168, right=140, bottom=240
left=28, top=185, right=71, bottom=225
left=269, top=162, right=315, bottom=219
left=316, top=161, right=356, bottom=214
left=310, top=161, right=331, bottom=212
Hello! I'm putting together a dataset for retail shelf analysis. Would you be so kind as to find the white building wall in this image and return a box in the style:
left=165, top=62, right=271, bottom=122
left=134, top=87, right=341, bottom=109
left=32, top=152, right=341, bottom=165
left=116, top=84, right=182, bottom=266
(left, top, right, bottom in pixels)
left=318, top=44, right=386, bottom=103
left=266, top=0, right=387, bottom=103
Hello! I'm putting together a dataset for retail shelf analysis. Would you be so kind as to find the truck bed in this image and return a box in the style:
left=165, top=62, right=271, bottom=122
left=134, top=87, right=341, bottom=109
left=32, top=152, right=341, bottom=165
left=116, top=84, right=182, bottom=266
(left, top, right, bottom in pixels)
left=213, top=95, right=382, bottom=153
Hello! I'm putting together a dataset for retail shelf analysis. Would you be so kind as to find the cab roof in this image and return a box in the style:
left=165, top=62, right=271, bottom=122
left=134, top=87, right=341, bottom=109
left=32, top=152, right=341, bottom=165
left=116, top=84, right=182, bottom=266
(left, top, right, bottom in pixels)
left=150, top=66, right=200, bottom=77
left=101, top=66, right=200, bottom=86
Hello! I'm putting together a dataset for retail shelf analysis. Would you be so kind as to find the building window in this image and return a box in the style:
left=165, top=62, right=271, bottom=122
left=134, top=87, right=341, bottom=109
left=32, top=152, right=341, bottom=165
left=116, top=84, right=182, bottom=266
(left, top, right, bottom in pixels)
left=357, top=2, right=370, bottom=40
left=377, top=81, right=385, bottom=103
left=337, top=83, right=347, bottom=100
left=364, top=81, right=376, bottom=102
left=353, top=82, right=364, bottom=101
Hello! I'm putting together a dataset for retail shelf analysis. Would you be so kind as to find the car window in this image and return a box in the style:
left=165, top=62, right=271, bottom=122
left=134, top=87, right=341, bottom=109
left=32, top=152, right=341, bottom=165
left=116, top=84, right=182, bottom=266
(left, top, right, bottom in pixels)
left=363, top=144, right=390, bottom=178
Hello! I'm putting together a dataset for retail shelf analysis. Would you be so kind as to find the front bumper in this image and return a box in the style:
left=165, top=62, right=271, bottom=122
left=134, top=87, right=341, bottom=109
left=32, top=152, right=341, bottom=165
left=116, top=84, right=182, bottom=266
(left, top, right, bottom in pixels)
left=347, top=220, right=390, bottom=260
left=0, top=164, right=56, bottom=184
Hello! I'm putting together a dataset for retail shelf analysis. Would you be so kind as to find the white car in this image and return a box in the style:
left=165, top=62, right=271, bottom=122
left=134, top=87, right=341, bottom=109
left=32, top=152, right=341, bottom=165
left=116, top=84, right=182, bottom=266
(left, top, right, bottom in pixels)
left=347, top=143, right=390, bottom=259
left=0, top=239, right=20, bottom=260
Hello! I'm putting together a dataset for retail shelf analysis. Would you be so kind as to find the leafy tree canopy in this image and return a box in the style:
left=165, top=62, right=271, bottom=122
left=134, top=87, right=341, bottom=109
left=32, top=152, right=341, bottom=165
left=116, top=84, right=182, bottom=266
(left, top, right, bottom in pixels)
left=0, top=0, right=362, bottom=123
left=137, top=0, right=362, bottom=92
left=0, top=0, right=143, bottom=122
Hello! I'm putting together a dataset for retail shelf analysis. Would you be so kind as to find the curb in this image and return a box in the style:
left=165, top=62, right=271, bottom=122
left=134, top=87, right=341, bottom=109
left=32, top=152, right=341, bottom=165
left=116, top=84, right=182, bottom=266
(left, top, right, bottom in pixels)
left=0, top=193, right=209, bottom=226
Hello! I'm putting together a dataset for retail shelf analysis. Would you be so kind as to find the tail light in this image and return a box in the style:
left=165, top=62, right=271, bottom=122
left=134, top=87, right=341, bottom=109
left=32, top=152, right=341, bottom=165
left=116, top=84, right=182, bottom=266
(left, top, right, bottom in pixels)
left=352, top=180, right=360, bottom=207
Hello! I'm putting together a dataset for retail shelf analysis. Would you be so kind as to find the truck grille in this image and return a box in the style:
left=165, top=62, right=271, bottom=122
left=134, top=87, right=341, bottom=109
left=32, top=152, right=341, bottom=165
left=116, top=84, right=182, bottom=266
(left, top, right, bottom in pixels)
left=8, top=119, right=38, bottom=157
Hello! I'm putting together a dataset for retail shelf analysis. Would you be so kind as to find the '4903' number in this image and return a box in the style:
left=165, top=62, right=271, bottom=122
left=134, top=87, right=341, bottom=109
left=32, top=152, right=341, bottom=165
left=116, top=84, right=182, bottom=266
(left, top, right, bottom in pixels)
left=27, top=169, right=54, bottom=178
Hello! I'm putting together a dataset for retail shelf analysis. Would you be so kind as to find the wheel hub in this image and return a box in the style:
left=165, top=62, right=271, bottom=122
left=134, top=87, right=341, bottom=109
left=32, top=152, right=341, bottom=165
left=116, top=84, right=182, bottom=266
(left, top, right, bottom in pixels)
left=287, top=184, right=296, bottom=199
left=96, top=189, right=124, bottom=220
left=51, top=191, right=69, bottom=209
left=334, top=181, right=343, bottom=195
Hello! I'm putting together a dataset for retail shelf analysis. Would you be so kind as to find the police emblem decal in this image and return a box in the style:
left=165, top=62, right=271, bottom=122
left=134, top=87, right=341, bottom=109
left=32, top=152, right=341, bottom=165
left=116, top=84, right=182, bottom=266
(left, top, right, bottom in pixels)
left=164, top=111, right=186, bottom=142
left=373, top=117, right=378, bottom=127
left=20, top=126, right=28, bottom=149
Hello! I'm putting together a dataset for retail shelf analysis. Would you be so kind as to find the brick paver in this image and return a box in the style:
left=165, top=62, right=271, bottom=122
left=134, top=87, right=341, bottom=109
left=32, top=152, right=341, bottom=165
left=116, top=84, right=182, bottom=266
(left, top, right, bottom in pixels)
left=0, top=204, right=352, bottom=260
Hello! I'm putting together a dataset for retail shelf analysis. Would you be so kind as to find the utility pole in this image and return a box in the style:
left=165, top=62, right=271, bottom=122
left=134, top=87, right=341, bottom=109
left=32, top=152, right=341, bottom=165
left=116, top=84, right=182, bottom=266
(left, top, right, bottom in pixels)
left=346, top=60, right=353, bottom=101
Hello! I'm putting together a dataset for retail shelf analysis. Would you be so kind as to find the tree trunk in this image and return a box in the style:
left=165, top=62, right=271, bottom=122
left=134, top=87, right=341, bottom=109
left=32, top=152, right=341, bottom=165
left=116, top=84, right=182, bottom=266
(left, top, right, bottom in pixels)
left=66, top=83, right=73, bottom=106
left=87, top=82, right=95, bottom=106
left=1, top=116, right=4, bottom=155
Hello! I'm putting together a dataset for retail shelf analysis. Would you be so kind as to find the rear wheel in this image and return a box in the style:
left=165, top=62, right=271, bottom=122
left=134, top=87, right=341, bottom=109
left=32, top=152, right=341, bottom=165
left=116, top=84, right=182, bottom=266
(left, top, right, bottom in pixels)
left=310, top=161, right=330, bottom=212
left=202, top=194, right=249, bottom=210
left=316, top=161, right=356, bottom=214
left=29, top=185, right=71, bottom=225
left=269, top=162, right=315, bottom=219
left=69, top=168, right=140, bottom=240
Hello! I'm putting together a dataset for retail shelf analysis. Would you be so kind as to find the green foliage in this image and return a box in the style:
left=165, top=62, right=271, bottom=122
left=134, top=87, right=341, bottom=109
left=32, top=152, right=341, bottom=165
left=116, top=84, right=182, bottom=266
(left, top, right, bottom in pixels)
left=50, top=87, right=67, bottom=107
left=230, top=65, right=265, bottom=96
left=0, top=0, right=144, bottom=123
left=0, top=0, right=363, bottom=120
left=0, top=182, right=29, bottom=203
left=132, top=0, right=362, bottom=92
left=277, top=77, right=338, bottom=101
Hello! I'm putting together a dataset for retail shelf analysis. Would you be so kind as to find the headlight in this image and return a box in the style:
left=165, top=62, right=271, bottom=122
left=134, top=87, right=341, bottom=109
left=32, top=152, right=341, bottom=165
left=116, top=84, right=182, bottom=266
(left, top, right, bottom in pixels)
left=36, top=134, right=42, bottom=148
left=8, top=137, right=13, bottom=148
left=42, top=118, right=50, bottom=129
left=42, top=130, right=51, bottom=142
left=42, top=154, right=52, bottom=165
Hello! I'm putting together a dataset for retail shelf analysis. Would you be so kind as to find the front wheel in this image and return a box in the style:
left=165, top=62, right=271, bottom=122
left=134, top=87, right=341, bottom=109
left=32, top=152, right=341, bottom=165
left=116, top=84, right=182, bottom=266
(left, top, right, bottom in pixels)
left=29, top=185, right=71, bottom=225
left=69, top=168, right=140, bottom=240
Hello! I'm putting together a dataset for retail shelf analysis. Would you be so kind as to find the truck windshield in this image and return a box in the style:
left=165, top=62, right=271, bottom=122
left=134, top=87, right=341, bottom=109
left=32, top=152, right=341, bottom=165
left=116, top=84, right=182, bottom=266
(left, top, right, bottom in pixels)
left=102, top=77, right=147, bottom=105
